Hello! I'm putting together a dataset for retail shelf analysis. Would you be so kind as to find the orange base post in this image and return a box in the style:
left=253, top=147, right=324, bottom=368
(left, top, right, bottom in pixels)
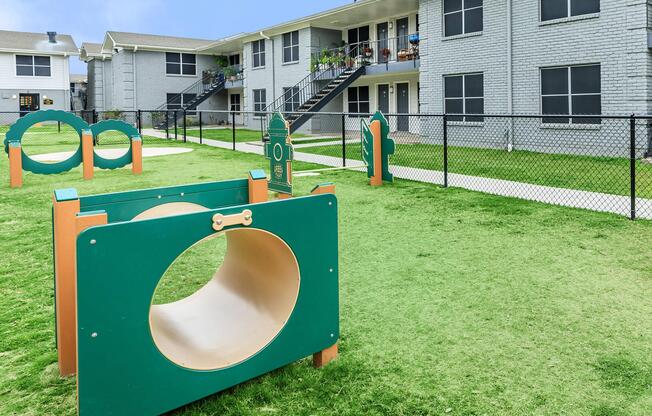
left=313, top=343, right=338, bottom=368
left=82, top=130, right=94, bottom=180
left=369, top=120, right=382, bottom=187
left=132, top=138, right=143, bottom=175
left=8, top=142, right=23, bottom=188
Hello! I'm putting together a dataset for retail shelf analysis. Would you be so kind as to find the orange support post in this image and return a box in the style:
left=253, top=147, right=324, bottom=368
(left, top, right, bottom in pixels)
left=81, top=129, right=94, bottom=180
left=369, top=120, right=382, bottom=187
left=8, top=141, right=22, bottom=188
left=52, top=190, right=81, bottom=377
left=131, top=137, right=143, bottom=175
left=53, top=189, right=108, bottom=378
left=248, top=170, right=269, bottom=203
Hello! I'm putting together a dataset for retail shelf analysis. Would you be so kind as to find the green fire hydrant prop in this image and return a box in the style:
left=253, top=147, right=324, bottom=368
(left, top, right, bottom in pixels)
left=265, top=112, right=294, bottom=196
left=361, top=111, right=395, bottom=186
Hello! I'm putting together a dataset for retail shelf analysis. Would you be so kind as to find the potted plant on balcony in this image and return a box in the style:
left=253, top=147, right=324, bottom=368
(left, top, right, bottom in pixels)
left=363, top=47, right=373, bottom=58
left=223, top=66, right=238, bottom=82
left=344, top=56, right=355, bottom=69
left=215, top=55, right=229, bottom=69
left=382, top=47, right=391, bottom=60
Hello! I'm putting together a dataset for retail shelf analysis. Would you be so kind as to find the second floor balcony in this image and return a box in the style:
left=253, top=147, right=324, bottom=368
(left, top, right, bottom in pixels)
left=311, top=33, right=420, bottom=78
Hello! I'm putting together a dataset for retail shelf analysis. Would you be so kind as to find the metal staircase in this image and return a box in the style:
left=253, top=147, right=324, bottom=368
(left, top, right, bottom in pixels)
left=153, top=69, right=230, bottom=129
left=263, top=56, right=366, bottom=135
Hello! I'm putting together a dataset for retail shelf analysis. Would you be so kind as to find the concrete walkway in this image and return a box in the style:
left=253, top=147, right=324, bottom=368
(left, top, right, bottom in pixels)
left=142, top=129, right=651, bottom=219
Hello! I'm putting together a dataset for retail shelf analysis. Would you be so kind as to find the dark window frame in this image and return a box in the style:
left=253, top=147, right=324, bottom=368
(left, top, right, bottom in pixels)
left=282, top=30, right=300, bottom=64
left=540, top=0, right=600, bottom=22
left=252, top=39, right=266, bottom=69
left=347, top=86, right=370, bottom=117
left=540, top=64, right=601, bottom=124
left=443, top=0, right=483, bottom=37
left=165, top=52, right=197, bottom=76
left=16, top=55, right=51, bottom=77
left=253, top=88, right=267, bottom=117
left=230, top=93, right=241, bottom=114
left=444, top=72, right=485, bottom=122
left=283, top=86, right=300, bottom=112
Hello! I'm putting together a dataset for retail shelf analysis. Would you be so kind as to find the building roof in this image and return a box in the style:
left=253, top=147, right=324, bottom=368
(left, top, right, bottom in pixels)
left=105, top=31, right=215, bottom=52
left=197, top=0, right=418, bottom=54
left=79, top=42, right=110, bottom=61
left=0, top=30, right=78, bottom=55
left=70, top=74, right=87, bottom=83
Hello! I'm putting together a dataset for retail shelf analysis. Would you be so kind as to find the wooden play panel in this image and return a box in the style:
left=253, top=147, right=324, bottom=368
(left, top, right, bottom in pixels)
left=149, top=229, right=300, bottom=370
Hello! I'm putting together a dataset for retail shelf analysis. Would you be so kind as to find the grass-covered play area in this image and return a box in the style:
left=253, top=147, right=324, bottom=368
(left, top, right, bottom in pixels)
left=1, top=137, right=651, bottom=415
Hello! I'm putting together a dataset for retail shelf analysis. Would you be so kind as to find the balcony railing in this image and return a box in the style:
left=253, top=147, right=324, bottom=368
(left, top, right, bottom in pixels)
left=311, top=33, right=420, bottom=70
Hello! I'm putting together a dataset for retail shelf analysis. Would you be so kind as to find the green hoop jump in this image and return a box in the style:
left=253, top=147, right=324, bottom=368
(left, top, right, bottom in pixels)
left=4, top=110, right=89, bottom=175
left=90, top=119, right=139, bottom=170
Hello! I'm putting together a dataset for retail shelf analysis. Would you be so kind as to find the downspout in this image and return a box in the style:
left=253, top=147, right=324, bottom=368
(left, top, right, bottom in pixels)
left=260, top=31, right=276, bottom=103
left=506, top=0, right=514, bottom=151
left=133, top=46, right=138, bottom=111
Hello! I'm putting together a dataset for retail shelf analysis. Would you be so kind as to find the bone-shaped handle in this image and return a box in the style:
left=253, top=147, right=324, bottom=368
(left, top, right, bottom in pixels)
left=212, top=209, right=253, bottom=232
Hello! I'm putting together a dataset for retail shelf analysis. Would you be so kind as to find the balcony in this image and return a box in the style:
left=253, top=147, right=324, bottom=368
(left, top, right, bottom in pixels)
left=311, top=33, right=420, bottom=79
left=203, top=64, right=244, bottom=89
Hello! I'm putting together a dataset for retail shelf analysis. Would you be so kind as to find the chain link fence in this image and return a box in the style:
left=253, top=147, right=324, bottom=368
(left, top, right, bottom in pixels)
left=2, top=109, right=650, bottom=219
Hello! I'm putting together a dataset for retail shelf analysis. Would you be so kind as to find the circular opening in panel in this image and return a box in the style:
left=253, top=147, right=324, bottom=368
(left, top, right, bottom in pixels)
left=22, top=122, right=80, bottom=162
left=149, top=228, right=300, bottom=371
left=94, top=130, right=131, bottom=159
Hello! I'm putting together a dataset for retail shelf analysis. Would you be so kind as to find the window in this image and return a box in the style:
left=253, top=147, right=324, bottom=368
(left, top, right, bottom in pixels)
left=166, top=53, right=196, bottom=75
left=252, top=40, right=266, bottom=68
left=444, top=0, right=483, bottom=37
left=282, top=31, right=300, bottom=63
left=229, top=54, right=240, bottom=67
left=541, top=64, right=601, bottom=124
left=541, top=0, right=600, bottom=21
left=347, top=86, right=370, bottom=116
left=16, top=55, right=51, bottom=77
left=253, top=89, right=266, bottom=116
left=283, top=87, right=300, bottom=112
left=166, top=93, right=198, bottom=115
left=230, top=94, right=241, bottom=113
left=444, top=73, right=484, bottom=122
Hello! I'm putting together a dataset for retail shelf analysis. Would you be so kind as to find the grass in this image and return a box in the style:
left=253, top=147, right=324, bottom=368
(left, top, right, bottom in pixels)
left=184, top=127, right=309, bottom=143
left=300, top=142, right=652, bottom=198
left=1, top=138, right=651, bottom=415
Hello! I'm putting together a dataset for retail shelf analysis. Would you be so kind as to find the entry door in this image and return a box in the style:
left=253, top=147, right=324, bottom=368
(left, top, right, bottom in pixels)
left=377, top=23, right=389, bottom=63
left=396, top=17, right=409, bottom=51
left=377, top=84, right=390, bottom=114
left=19, top=93, right=39, bottom=117
left=396, top=83, right=409, bottom=131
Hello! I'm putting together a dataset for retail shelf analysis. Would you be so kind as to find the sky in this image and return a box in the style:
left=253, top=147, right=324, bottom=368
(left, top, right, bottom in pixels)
left=0, top=0, right=352, bottom=74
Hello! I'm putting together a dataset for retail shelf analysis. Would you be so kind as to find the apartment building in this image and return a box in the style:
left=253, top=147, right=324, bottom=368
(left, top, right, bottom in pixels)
left=0, top=30, right=78, bottom=119
left=82, top=0, right=652, bottom=151
left=80, top=32, right=244, bottom=125
left=69, top=74, right=87, bottom=111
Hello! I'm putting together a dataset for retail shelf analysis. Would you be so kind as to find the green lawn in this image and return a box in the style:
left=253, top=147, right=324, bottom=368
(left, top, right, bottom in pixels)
left=300, top=142, right=652, bottom=198
left=184, top=128, right=310, bottom=143
left=1, top=139, right=651, bottom=416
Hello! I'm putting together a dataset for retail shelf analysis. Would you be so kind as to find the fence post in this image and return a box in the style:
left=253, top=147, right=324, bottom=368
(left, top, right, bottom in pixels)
left=183, top=109, right=187, bottom=143
left=630, top=114, right=637, bottom=221
left=58, top=121, right=61, bottom=133
left=232, top=111, right=236, bottom=151
left=174, top=110, right=178, bottom=140
left=260, top=116, right=264, bottom=142
left=443, top=114, right=449, bottom=188
left=341, top=113, right=346, bottom=167
left=165, top=112, right=169, bottom=139
left=137, top=110, right=142, bottom=135
left=198, top=111, right=203, bottom=144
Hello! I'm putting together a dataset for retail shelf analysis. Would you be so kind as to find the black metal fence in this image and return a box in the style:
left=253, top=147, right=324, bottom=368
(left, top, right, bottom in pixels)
left=1, top=109, right=650, bottom=220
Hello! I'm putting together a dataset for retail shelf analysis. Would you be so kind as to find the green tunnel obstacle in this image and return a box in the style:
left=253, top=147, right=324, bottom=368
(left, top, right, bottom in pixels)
left=52, top=171, right=339, bottom=415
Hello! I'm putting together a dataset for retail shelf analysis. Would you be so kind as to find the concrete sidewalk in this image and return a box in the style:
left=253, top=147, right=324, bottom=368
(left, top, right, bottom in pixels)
left=142, top=129, right=652, bottom=219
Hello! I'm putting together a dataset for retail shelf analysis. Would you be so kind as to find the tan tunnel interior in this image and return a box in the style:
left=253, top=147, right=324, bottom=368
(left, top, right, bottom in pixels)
left=148, top=228, right=301, bottom=371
